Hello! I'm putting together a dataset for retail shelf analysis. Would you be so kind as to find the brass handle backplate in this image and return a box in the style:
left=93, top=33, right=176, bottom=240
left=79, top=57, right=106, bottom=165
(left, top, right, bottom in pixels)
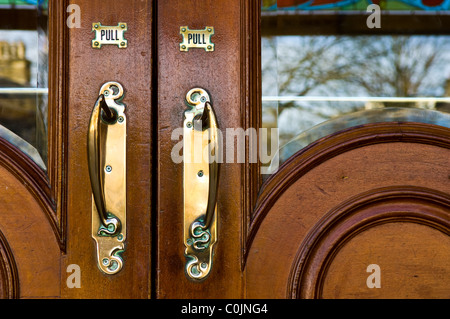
left=183, top=88, right=220, bottom=281
left=88, top=81, right=127, bottom=275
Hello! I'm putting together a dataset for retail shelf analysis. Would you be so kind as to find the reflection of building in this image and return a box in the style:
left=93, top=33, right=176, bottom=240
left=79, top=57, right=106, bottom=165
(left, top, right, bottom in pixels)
left=0, top=41, right=31, bottom=85
left=0, top=41, right=36, bottom=146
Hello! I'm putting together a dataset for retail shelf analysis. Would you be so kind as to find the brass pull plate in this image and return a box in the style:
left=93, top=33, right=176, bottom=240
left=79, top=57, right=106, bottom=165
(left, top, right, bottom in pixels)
left=180, top=26, right=214, bottom=52
left=183, top=88, right=219, bottom=281
left=92, top=22, right=128, bottom=49
left=88, top=82, right=127, bottom=275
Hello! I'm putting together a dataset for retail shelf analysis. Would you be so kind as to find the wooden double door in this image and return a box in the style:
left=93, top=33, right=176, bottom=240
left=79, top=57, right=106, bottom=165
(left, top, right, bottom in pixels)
left=0, top=0, right=448, bottom=299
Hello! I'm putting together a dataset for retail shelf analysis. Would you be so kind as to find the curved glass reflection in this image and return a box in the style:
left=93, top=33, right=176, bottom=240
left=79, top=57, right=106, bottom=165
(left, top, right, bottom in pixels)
left=0, top=123, right=46, bottom=169
left=265, top=107, right=450, bottom=174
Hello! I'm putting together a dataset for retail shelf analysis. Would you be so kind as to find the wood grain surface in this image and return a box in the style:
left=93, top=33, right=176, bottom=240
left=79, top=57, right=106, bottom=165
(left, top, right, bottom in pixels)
left=0, top=163, right=60, bottom=298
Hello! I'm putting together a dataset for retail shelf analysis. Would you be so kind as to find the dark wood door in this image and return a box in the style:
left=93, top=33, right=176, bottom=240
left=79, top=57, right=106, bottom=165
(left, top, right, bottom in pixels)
left=62, top=0, right=153, bottom=298
left=154, top=0, right=254, bottom=299
left=0, top=0, right=153, bottom=299
left=0, top=0, right=448, bottom=299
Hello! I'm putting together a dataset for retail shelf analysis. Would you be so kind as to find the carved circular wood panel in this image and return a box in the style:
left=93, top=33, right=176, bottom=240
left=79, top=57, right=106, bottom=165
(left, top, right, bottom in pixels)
left=320, top=222, right=450, bottom=298
left=0, top=153, right=61, bottom=298
left=245, top=123, right=450, bottom=299
left=289, top=188, right=450, bottom=299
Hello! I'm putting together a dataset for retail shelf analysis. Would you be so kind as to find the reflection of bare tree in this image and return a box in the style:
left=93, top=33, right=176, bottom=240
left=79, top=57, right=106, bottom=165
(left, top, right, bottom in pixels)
left=263, top=36, right=360, bottom=122
left=265, top=36, right=449, bottom=105
left=264, top=37, right=358, bottom=99
left=264, top=35, right=450, bottom=102
left=262, top=35, right=450, bottom=145
left=348, top=37, right=449, bottom=98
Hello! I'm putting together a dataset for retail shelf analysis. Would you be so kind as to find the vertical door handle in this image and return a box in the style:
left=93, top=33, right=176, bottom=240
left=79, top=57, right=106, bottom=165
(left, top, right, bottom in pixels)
left=183, top=88, right=220, bottom=281
left=88, top=82, right=127, bottom=275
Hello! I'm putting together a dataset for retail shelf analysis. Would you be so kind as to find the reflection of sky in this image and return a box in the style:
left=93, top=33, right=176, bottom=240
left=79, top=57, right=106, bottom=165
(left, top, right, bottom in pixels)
left=0, top=31, right=38, bottom=87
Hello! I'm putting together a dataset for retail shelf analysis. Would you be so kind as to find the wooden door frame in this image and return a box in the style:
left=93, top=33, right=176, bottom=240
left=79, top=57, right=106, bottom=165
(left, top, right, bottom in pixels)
left=240, top=0, right=263, bottom=269
left=48, top=0, right=70, bottom=251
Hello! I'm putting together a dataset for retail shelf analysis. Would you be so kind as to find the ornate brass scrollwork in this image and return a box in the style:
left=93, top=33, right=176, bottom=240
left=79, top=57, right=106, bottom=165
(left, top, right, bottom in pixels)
left=183, top=88, right=220, bottom=281
left=88, top=82, right=127, bottom=275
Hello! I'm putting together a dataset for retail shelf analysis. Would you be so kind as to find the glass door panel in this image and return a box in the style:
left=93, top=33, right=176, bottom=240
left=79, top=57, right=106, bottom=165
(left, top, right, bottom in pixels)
left=261, top=0, right=450, bottom=172
left=0, top=0, right=48, bottom=169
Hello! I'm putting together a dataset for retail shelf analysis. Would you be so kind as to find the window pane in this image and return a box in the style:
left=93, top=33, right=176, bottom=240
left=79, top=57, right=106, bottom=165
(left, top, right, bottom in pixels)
left=261, top=1, right=450, bottom=173
left=0, top=0, right=48, bottom=170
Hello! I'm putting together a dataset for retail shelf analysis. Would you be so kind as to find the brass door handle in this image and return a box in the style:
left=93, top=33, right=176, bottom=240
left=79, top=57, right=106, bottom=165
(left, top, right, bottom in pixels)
left=203, top=102, right=219, bottom=230
left=88, top=93, right=121, bottom=235
left=88, top=82, right=127, bottom=275
left=183, top=88, right=220, bottom=281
